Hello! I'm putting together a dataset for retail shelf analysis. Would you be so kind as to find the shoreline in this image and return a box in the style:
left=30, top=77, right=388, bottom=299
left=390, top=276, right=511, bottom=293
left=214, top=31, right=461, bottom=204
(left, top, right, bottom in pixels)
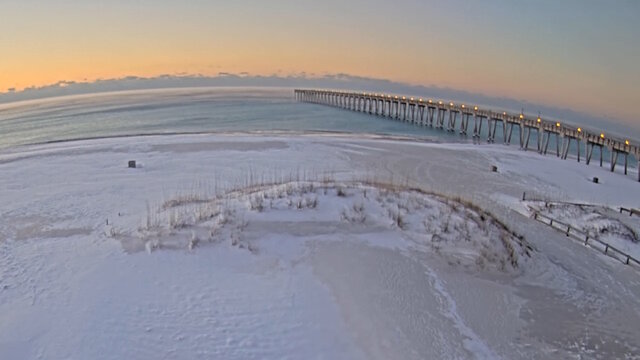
left=0, top=129, right=445, bottom=154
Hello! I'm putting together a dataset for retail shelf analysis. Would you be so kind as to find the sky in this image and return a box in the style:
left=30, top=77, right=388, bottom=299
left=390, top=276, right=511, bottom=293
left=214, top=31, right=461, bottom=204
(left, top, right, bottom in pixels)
left=1, top=0, right=639, bottom=125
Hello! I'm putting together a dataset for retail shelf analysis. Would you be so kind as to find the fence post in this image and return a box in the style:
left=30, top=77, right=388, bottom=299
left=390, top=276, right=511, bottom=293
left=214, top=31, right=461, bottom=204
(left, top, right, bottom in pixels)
left=627, top=256, right=631, bottom=265
left=604, top=244, right=609, bottom=255
left=566, top=225, right=570, bottom=236
left=584, top=235, right=589, bottom=245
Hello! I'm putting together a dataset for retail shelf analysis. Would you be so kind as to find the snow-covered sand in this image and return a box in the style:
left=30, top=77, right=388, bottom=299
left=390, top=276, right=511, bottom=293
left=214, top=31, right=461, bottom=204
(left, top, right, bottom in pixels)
left=1, top=133, right=639, bottom=359
left=520, top=201, right=640, bottom=261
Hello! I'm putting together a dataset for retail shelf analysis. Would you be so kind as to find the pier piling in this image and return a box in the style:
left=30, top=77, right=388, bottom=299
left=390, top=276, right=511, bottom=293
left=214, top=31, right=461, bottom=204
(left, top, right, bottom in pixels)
left=294, top=89, right=639, bottom=182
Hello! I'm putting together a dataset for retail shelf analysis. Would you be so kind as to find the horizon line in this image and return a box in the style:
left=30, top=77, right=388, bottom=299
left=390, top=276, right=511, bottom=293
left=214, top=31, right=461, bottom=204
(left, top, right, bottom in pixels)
left=1, top=72, right=638, bottom=140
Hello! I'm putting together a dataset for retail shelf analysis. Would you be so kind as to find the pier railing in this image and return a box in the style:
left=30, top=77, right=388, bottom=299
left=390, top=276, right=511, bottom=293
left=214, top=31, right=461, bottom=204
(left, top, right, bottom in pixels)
left=294, top=89, right=640, bottom=182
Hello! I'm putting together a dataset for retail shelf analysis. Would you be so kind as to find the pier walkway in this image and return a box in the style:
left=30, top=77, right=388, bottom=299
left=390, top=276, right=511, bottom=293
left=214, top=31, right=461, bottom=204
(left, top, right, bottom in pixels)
left=295, top=89, right=640, bottom=182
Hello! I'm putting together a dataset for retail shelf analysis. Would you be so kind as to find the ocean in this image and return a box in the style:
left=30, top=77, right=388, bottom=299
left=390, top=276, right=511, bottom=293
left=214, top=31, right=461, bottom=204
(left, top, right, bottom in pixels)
left=0, top=87, right=637, bottom=168
left=0, top=87, right=466, bottom=149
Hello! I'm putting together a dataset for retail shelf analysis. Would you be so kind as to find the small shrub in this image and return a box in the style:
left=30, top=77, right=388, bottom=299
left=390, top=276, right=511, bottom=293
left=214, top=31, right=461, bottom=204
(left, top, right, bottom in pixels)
left=443, top=213, right=452, bottom=233
left=388, top=209, right=406, bottom=230
left=188, top=231, right=199, bottom=250
left=247, top=243, right=259, bottom=254
left=249, top=195, right=264, bottom=212
left=352, top=202, right=364, bottom=213
left=305, top=196, right=318, bottom=209
left=107, top=226, right=121, bottom=238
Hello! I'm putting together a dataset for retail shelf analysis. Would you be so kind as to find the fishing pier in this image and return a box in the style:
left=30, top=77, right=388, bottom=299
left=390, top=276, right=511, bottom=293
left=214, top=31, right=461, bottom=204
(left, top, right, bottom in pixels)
left=295, top=89, right=640, bottom=182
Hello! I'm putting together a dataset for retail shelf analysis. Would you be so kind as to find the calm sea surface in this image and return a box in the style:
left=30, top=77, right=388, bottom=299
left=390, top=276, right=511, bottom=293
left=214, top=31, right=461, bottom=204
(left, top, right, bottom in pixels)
left=0, top=87, right=637, bottom=168
left=0, top=87, right=467, bottom=149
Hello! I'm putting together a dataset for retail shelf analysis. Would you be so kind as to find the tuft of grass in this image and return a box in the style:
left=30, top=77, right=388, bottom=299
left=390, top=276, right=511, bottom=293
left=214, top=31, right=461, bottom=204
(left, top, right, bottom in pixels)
left=106, top=226, right=122, bottom=238
left=340, top=201, right=366, bottom=224
left=249, top=195, right=264, bottom=212
left=188, top=231, right=199, bottom=250
left=352, top=202, right=364, bottom=214
left=388, top=208, right=406, bottom=230
left=168, top=210, right=189, bottom=229
left=443, top=213, right=452, bottom=234
left=135, top=171, right=532, bottom=268
left=304, top=196, right=318, bottom=209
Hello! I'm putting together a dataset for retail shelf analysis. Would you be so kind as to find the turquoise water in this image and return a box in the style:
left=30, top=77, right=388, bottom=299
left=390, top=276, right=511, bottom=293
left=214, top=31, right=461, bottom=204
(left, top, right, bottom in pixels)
left=0, top=87, right=465, bottom=149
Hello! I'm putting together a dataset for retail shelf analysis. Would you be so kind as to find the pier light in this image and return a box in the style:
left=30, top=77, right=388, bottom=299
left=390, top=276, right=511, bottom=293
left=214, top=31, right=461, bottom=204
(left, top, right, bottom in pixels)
left=625, top=140, right=630, bottom=146
left=577, top=127, right=582, bottom=133
left=438, top=101, right=443, bottom=105
left=419, top=98, right=423, bottom=102
left=402, top=96, right=406, bottom=100
left=503, top=112, right=506, bottom=115
left=537, top=118, right=541, bottom=123
left=428, top=99, right=432, bottom=103
left=556, top=122, right=560, bottom=127
left=519, top=114, right=524, bottom=119
left=395, top=96, right=398, bottom=99
left=474, top=106, right=478, bottom=111
left=410, top=97, right=414, bottom=101
left=461, top=104, right=465, bottom=109
left=600, top=133, right=605, bottom=139
left=449, top=102, right=454, bottom=107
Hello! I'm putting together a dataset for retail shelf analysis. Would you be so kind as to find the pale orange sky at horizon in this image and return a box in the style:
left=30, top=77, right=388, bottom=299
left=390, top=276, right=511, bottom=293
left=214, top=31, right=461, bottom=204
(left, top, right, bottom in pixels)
left=1, top=0, right=639, bottom=124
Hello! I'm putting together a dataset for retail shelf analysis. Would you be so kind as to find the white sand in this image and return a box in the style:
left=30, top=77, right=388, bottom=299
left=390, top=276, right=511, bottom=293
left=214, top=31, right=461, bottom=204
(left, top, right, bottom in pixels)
left=1, top=133, right=639, bottom=359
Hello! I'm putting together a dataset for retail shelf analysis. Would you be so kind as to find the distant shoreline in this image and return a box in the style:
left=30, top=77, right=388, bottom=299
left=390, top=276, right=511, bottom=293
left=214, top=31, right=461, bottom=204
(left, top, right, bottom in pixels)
left=9, top=130, right=442, bottom=150
left=0, top=130, right=444, bottom=154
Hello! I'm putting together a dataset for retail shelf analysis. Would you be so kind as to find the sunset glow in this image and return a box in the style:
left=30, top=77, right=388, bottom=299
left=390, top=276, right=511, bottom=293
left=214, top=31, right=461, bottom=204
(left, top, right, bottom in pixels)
left=1, top=0, right=639, bottom=122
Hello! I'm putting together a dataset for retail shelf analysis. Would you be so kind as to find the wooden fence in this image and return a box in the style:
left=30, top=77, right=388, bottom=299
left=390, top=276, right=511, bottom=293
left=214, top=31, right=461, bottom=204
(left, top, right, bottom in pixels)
left=533, top=211, right=640, bottom=268
left=620, top=207, right=640, bottom=217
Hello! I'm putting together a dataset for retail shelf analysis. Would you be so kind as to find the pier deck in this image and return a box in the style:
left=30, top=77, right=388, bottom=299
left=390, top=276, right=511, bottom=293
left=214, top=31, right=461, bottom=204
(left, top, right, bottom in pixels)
left=295, top=89, right=640, bottom=182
